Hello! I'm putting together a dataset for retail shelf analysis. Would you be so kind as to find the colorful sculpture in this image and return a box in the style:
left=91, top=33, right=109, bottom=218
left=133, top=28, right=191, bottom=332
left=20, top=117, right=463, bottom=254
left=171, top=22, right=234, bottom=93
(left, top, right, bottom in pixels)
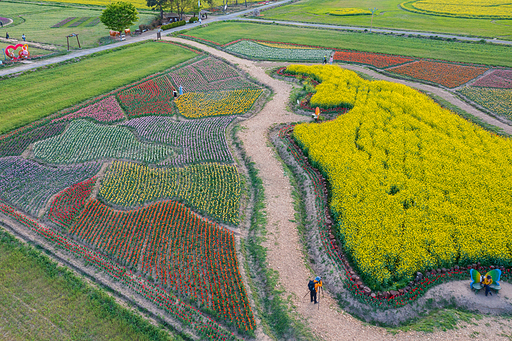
left=5, top=44, right=30, bottom=61
left=470, top=268, right=501, bottom=293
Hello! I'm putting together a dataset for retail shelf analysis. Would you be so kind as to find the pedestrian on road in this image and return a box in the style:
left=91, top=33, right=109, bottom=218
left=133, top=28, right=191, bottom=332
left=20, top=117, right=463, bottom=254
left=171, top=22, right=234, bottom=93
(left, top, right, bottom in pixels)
left=5, top=32, right=9, bottom=39
left=22, top=34, right=26, bottom=41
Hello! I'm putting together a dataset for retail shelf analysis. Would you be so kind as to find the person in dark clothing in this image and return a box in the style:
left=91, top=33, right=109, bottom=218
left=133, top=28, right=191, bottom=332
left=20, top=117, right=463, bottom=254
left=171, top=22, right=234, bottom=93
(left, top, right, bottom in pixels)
left=308, top=276, right=323, bottom=304
left=5, top=32, right=9, bottom=39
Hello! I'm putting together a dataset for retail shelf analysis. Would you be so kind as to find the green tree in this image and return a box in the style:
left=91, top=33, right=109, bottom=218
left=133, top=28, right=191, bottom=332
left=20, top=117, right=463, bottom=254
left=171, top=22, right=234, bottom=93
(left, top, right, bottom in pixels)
left=100, top=2, right=139, bottom=33
left=147, top=0, right=169, bottom=20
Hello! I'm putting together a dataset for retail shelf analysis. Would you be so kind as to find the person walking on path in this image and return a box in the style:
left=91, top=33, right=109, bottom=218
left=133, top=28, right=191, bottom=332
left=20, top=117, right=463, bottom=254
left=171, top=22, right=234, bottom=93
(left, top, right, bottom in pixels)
left=5, top=32, right=9, bottom=39
left=179, top=85, right=183, bottom=96
left=308, top=276, right=323, bottom=304
left=329, top=55, right=333, bottom=65
left=22, top=34, right=26, bottom=41
left=482, top=275, right=493, bottom=296
left=322, top=55, right=327, bottom=64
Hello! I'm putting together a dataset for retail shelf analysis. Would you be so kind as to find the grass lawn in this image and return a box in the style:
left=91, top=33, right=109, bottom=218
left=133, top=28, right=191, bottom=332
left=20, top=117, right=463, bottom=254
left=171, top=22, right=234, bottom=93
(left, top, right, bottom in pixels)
left=0, top=1, right=155, bottom=48
left=183, top=21, right=512, bottom=67
left=261, top=0, right=512, bottom=40
left=0, top=41, right=196, bottom=134
left=0, top=228, right=175, bottom=340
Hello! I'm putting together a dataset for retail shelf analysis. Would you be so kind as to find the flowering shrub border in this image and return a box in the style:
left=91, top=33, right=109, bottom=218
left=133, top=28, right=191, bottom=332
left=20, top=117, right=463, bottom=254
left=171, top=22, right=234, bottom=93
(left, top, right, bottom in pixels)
left=0, top=201, right=240, bottom=341
left=277, top=125, right=512, bottom=309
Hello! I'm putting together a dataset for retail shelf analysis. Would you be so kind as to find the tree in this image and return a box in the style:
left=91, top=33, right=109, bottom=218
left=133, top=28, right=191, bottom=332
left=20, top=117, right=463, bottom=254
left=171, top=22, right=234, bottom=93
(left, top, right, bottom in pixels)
left=147, top=0, right=169, bottom=20
left=100, top=2, right=139, bottom=34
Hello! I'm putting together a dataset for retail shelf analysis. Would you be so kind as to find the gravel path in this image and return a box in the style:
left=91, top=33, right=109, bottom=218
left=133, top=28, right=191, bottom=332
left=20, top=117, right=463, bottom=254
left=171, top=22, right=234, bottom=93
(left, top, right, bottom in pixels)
left=166, top=37, right=512, bottom=340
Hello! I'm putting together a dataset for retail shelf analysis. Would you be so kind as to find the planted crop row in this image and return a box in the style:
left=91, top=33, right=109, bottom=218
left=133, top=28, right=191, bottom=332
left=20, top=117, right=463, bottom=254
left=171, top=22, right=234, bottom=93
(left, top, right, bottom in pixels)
left=168, top=67, right=256, bottom=93
left=387, top=60, right=488, bottom=88
left=175, top=89, right=262, bottom=118
left=69, top=17, right=90, bottom=27
left=289, top=64, right=512, bottom=290
left=48, top=177, right=96, bottom=229
left=472, top=69, right=512, bottom=88
left=333, top=51, right=414, bottom=68
left=122, top=115, right=235, bottom=166
left=193, top=58, right=240, bottom=82
left=53, top=96, right=125, bottom=123
left=99, top=161, right=241, bottom=225
left=224, top=40, right=333, bottom=62
left=51, top=17, right=76, bottom=28
left=0, top=156, right=100, bottom=216
left=34, top=120, right=175, bottom=165
left=70, top=199, right=255, bottom=333
left=459, top=86, right=512, bottom=120
left=0, top=202, right=240, bottom=341
left=117, top=76, right=175, bottom=118
left=0, top=122, right=67, bottom=157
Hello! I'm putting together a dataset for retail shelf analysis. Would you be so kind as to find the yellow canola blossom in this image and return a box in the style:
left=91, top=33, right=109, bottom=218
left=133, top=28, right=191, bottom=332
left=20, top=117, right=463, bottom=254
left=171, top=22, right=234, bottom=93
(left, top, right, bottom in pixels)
left=175, top=89, right=263, bottom=118
left=406, top=0, right=512, bottom=19
left=289, top=64, right=512, bottom=289
left=329, top=8, right=372, bottom=16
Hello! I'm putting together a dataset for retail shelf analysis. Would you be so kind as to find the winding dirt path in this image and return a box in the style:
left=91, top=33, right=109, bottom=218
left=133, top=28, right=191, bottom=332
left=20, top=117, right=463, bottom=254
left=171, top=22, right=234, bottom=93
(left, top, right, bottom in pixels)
left=165, top=37, right=512, bottom=340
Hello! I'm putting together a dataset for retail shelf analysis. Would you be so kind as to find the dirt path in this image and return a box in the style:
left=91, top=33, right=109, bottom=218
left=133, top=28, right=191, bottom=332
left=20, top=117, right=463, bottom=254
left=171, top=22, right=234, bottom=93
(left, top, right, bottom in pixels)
left=166, top=37, right=512, bottom=340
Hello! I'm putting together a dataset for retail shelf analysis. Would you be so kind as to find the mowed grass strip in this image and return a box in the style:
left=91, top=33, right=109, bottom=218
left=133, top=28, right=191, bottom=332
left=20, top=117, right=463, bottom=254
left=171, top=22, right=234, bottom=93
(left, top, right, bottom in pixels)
left=0, top=229, right=174, bottom=341
left=0, top=42, right=196, bottom=134
left=184, top=22, right=512, bottom=67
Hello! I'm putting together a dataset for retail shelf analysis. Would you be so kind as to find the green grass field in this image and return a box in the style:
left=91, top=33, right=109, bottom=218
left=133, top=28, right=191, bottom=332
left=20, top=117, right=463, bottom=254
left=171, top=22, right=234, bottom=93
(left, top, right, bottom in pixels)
left=0, top=42, right=196, bottom=134
left=183, top=21, right=512, bottom=67
left=261, top=0, right=512, bottom=40
left=0, top=228, right=176, bottom=340
left=0, top=1, right=155, bottom=48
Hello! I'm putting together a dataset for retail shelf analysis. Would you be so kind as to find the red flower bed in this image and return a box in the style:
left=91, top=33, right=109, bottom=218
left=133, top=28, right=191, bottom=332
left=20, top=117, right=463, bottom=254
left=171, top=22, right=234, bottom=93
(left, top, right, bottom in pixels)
left=472, top=69, right=512, bottom=88
left=70, top=199, right=255, bottom=333
left=117, top=76, right=175, bottom=118
left=388, top=60, right=489, bottom=88
left=48, top=177, right=96, bottom=229
left=333, top=51, right=414, bottom=68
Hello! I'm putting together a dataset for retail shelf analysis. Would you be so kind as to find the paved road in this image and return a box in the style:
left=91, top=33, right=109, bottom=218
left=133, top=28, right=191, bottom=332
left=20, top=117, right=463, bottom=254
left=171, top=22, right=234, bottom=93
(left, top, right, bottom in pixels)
left=237, top=18, right=512, bottom=45
left=0, top=0, right=294, bottom=77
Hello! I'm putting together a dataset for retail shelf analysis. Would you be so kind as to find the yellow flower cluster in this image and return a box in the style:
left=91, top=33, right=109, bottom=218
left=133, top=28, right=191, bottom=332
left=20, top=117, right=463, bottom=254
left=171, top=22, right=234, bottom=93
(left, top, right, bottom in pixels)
left=99, top=161, right=242, bottom=224
left=175, top=89, right=263, bottom=118
left=405, top=0, right=512, bottom=19
left=291, top=64, right=512, bottom=288
left=329, top=8, right=372, bottom=16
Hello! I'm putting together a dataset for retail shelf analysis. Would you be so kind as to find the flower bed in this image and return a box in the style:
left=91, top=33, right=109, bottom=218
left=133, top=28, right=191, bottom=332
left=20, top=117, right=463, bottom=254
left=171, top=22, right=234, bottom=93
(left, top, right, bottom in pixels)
left=0, top=122, right=67, bottom=157
left=288, top=64, right=512, bottom=291
left=48, top=177, right=96, bottom=229
left=175, top=89, right=263, bottom=118
left=0, top=157, right=101, bottom=216
left=117, top=76, right=175, bottom=118
left=193, top=58, right=240, bottom=82
left=0, top=201, right=241, bottom=340
left=53, top=96, right=125, bottom=123
left=99, top=161, right=241, bottom=225
left=122, top=116, right=235, bottom=166
left=51, top=17, right=76, bottom=28
left=70, top=199, right=254, bottom=332
left=333, top=51, right=414, bottom=68
left=387, top=60, right=489, bottom=88
left=224, top=40, right=333, bottom=62
left=459, top=86, right=512, bottom=119
left=85, top=17, right=100, bottom=27
left=471, top=69, right=512, bottom=88
left=33, top=120, right=175, bottom=165
left=68, top=17, right=90, bottom=27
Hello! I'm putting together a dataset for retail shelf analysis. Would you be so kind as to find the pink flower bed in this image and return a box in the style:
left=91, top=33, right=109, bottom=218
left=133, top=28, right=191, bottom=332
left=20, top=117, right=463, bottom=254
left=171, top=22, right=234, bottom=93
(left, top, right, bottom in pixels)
left=53, top=96, right=125, bottom=123
left=472, top=69, right=512, bottom=89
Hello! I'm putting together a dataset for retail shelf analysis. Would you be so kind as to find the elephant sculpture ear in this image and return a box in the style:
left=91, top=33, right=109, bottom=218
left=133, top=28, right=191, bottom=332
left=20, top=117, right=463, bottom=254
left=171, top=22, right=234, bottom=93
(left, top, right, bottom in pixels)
left=470, top=268, right=481, bottom=288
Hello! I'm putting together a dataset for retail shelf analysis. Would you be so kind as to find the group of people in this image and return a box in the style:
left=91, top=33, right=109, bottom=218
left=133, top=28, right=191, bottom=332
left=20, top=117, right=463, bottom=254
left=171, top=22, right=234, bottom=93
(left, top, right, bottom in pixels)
left=323, top=54, right=334, bottom=65
left=4, top=33, right=25, bottom=41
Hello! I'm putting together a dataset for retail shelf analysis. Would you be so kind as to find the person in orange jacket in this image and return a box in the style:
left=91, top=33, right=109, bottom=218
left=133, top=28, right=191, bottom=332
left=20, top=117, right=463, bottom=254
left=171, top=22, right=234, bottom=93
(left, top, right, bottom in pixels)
left=308, top=276, right=323, bottom=304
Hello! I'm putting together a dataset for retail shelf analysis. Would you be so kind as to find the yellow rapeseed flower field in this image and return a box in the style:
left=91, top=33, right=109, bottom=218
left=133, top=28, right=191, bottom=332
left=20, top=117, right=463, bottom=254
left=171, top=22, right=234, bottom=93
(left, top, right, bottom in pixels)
left=39, top=0, right=150, bottom=9
left=289, top=64, right=512, bottom=289
left=405, top=0, right=512, bottom=19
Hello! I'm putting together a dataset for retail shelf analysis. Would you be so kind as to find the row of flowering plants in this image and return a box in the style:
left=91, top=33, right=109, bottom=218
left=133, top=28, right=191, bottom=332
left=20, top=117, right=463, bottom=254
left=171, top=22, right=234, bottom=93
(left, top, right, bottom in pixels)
left=0, top=156, right=101, bottom=216
left=0, top=121, right=67, bottom=157
left=122, top=115, right=236, bottom=166
left=471, top=69, right=512, bottom=88
left=98, top=161, right=242, bottom=225
left=0, top=201, right=242, bottom=340
left=333, top=50, right=414, bottom=68
left=68, top=199, right=255, bottom=333
left=33, top=120, right=176, bottom=165
left=52, top=96, right=125, bottom=123
left=175, top=89, right=263, bottom=119
left=224, top=40, right=333, bottom=62
left=47, top=177, right=96, bottom=229
left=458, top=86, right=512, bottom=120
left=283, top=64, right=512, bottom=297
left=387, top=60, right=489, bottom=88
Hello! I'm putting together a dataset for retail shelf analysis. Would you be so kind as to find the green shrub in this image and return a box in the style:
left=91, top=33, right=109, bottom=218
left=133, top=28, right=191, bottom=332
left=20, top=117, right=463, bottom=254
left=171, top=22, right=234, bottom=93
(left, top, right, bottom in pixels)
left=189, top=17, right=199, bottom=23
left=161, top=20, right=186, bottom=30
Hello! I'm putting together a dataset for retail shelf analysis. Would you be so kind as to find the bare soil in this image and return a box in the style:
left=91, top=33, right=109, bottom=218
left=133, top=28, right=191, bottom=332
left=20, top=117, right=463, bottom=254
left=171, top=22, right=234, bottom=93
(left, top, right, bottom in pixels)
left=165, top=37, right=512, bottom=340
